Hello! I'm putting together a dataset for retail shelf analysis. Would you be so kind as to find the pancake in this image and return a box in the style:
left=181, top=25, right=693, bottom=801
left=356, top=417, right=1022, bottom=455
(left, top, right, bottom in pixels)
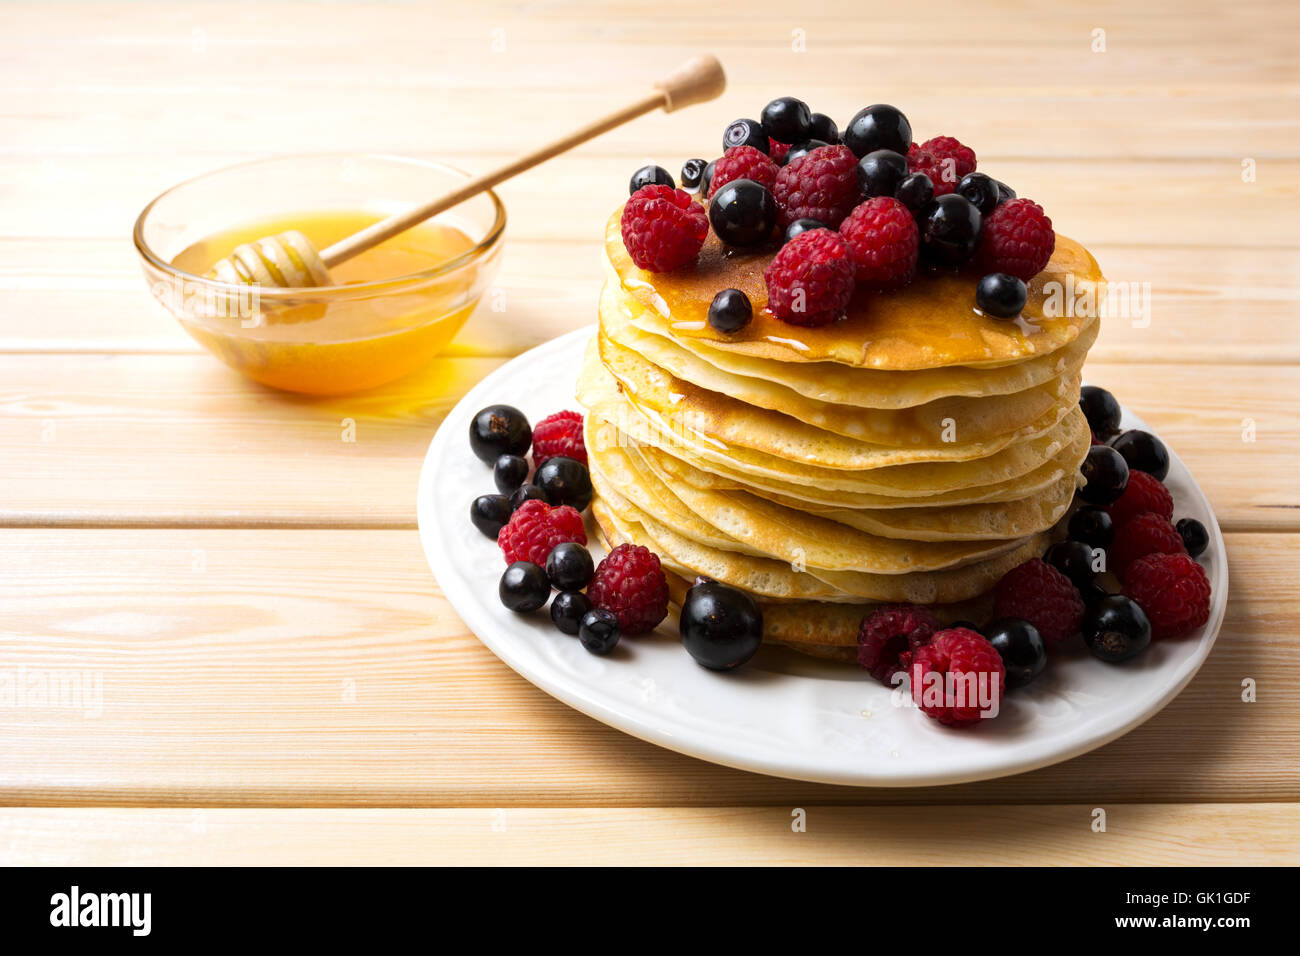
left=604, top=208, right=1102, bottom=370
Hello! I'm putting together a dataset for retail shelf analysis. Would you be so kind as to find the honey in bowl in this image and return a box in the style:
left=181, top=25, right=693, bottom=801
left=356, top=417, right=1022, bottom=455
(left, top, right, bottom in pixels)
left=170, top=210, right=485, bottom=394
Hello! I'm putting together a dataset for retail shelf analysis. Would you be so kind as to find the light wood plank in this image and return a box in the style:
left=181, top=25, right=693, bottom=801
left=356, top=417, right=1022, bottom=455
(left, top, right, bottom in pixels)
left=1, top=804, right=1296, bottom=865
left=0, top=528, right=1290, bottom=807
left=0, top=356, right=1292, bottom=529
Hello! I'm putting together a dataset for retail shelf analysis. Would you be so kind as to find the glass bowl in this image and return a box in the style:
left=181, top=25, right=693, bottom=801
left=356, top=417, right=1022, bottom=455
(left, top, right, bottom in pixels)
left=134, top=153, right=505, bottom=394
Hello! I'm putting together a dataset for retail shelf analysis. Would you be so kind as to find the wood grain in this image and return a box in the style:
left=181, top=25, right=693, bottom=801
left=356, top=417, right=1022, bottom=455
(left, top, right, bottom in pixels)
left=2, top=805, right=1297, bottom=865
left=0, top=528, right=1291, bottom=807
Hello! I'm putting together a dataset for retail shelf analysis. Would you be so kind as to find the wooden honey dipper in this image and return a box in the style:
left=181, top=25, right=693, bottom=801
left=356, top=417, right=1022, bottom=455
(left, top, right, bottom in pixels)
left=207, top=54, right=726, bottom=288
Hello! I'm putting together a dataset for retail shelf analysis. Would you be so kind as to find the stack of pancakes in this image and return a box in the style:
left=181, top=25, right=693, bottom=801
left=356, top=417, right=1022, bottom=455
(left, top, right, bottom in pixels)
left=578, top=209, right=1103, bottom=662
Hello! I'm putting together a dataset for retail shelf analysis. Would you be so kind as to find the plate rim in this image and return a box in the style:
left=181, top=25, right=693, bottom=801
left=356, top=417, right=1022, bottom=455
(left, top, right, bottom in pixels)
left=417, top=326, right=1229, bottom=788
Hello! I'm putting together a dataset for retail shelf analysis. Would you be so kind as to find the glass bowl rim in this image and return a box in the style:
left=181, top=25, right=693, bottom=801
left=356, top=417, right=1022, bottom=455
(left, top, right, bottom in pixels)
left=132, top=151, right=507, bottom=299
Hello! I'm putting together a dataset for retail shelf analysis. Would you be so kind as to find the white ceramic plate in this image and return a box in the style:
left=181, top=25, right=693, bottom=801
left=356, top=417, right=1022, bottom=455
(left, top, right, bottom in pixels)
left=417, top=327, right=1228, bottom=787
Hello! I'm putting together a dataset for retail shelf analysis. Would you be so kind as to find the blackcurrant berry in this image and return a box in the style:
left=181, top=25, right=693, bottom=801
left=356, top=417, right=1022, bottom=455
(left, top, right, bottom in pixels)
left=808, top=112, right=839, bottom=144
left=578, top=608, right=620, bottom=655
left=1069, top=506, right=1115, bottom=549
left=708, top=288, right=753, bottom=333
left=1079, top=445, right=1130, bottom=505
left=722, top=118, right=769, bottom=154
left=894, top=172, right=934, bottom=213
left=1079, top=385, right=1122, bottom=440
left=1083, top=595, right=1152, bottom=662
left=783, top=218, right=826, bottom=243
left=843, top=104, right=912, bottom=158
left=509, top=483, right=547, bottom=512
left=985, top=617, right=1047, bottom=689
left=994, top=179, right=1017, bottom=205
left=679, top=580, right=763, bottom=671
left=533, top=456, right=592, bottom=512
left=499, top=561, right=549, bottom=613
left=469, top=494, right=512, bottom=539
left=779, top=139, right=828, bottom=166
left=760, top=96, right=813, bottom=144
left=551, top=590, right=592, bottom=635
left=468, top=405, right=531, bottom=463
left=680, top=158, right=708, bottom=192
left=629, top=164, right=673, bottom=195
left=957, top=172, right=1000, bottom=215
left=493, top=454, right=529, bottom=494
left=700, top=159, right=717, bottom=195
left=1045, top=539, right=1099, bottom=590
left=708, top=179, right=778, bottom=247
left=975, top=273, right=1027, bottom=319
left=919, top=194, right=982, bottom=265
left=1109, top=429, right=1170, bottom=481
left=1176, top=518, right=1210, bottom=558
left=545, top=541, right=594, bottom=591
left=857, top=149, right=909, bottom=198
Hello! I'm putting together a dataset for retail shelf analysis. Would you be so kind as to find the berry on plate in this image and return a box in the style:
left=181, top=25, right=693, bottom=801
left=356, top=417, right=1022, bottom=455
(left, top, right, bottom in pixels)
left=708, top=178, right=779, bottom=247
left=1079, top=385, right=1122, bottom=440
left=586, top=543, right=669, bottom=636
left=907, top=136, right=976, bottom=195
left=984, top=617, right=1047, bottom=689
left=1079, top=445, right=1130, bottom=506
left=628, top=164, right=674, bottom=195
left=760, top=96, right=813, bottom=145
left=1110, top=428, right=1171, bottom=482
left=843, top=104, right=912, bottom=158
left=533, top=455, right=593, bottom=512
left=839, top=197, right=919, bottom=290
left=493, top=453, right=529, bottom=495
left=497, top=498, right=587, bottom=566
left=707, top=145, right=779, bottom=198
left=550, top=590, right=592, bottom=635
left=531, top=410, right=586, bottom=467
left=975, top=272, right=1027, bottom=319
left=763, top=228, right=856, bottom=326
left=909, top=628, right=1006, bottom=727
left=499, top=561, right=550, bottom=613
left=1068, top=506, right=1115, bottom=549
left=1123, top=552, right=1212, bottom=640
left=956, top=172, right=1000, bottom=215
left=1177, top=517, right=1210, bottom=558
left=918, top=194, right=982, bottom=265
left=620, top=184, right=708, bottom=272
left=772, top=144, right=861, bottom=229
left=680, top=579, right=764, bottom=671
left=855, top=604, right=937, bottom=685
left=545, top=541, right=594, bottom=591
left=469, top=404, right=531, bottom=463
left=469, top=494, right=512, bottom=539
left=722, top=117, right=769, bottom=154
left=993, top=557, right=1085, bottom=645
left=975, top=198, right=1055, bottom=280
left=1110, top=511, right=1186, bottom=576
left=856, top=149, right=909, bottom=198
left=1083, top=595, right=1152, bottom=662
left=578, top=608, right=621, bottom=655
left=1107, top=469, right=1173, bottom=526
left=679, top=158, right=708, bottom=193
left=708, top=288, right=753, bottom=333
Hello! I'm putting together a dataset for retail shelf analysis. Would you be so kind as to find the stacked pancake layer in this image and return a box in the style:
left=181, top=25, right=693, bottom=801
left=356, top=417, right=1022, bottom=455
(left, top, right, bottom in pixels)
left=579, top=209, right=1103, bottom=661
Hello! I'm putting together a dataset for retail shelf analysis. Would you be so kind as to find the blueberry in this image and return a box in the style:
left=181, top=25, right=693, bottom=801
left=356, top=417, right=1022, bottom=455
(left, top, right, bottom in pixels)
left=919, top=194, right=982, bottom=265
left=493, top=454, right=529, bottom=494
left=708, top=179, right=778, bottom=247
left=894, top=172, right=934, bottom=213
left=534, top=456, right=592, bottom=511
left=700, top=159, right=717, bottom=195
left=1083, top=595, right=1152, bottom=662
left=808, top=112, right=839, bottom=144
left=546, top=541, right=594, bottom=591
left=994, top=179, right=1017, bottom=205
left=985, top=617, right=1047, bottom=689
left=499, top=561, right=549, bottom=613
left=1079, top=385, right=1123, bottom=440
left=578, top=608, right=620, bottom=655
left=783, top=218, right=827, bottom=243
left=843, top=104, right=912, bottom=158
left=551, top=590, right=592, bottom=635
left=1069, top=506, right=1115, bottom=549
left=857, top=149, right=909, bottom=198
left=975, top=273, right=1027, bottom=319
left=957, top=172, right=1000, bottom=215
left=679, top=580, right=763, bottom=671
left=1079, top=445, right=1130, bottom=505
left=1109, top=429, right=1170, bottom=482
left=469, top=404, right=531, bottom=463
left=509, top=483, right=548, bottom=511
left=1177, top=517, right=1209, bottom=557
left=779, top=139, right=829, bottom=166
left=760, top=96, right=813, bottom=144
left=708, top=288, right=753, bottom=333
left=680, top=158, right=708, bottom=192
left=1045, top=539, right=1098, bottom=590
left=469, top=494, right=512, bottom=539
left=629, top=164, right=673, bottom=195
left=722, top=118, right=769, bottom=154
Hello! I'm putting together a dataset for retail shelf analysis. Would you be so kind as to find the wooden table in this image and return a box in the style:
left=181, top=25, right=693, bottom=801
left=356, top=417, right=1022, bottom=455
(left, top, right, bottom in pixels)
left=1, top=0, right=1297, bottom=866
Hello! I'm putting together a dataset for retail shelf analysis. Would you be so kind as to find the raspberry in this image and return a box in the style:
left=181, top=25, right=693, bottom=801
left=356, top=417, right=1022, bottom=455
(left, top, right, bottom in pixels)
left=772, top=144, right=861, bottom=229
left=907, top=136, right=976, bottom=196
left=838, top=197, right=919, bottom=289
left=620, top=185, right=708, bottom=273
left=1107, top=470, right=1174, bottom=527
left=909, top=628, right=1006, bottom=727
left=762, top=228, right=855, bottom=327
left=975, top=198, right=1055, bottom=280
left=707, top=145, right=779, bottom=198
left=586, top=543, right=669, bottom=635
left=1124, top=552, right=1211, bottom=640
left=992, top=558, right=1085, bottom=645
left=768, top=140, right=791, bottom=164
left=532, top=410, right=586, bottom=466
left=1110, top=511, right=1186, bottom=576
left=856, top=604, right=938, bottom=685
left=497, top=499, right=587, bottom=566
